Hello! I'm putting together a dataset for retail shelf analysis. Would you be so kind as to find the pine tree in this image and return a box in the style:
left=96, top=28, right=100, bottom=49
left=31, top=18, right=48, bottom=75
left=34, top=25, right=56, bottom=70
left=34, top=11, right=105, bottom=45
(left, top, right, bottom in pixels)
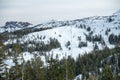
left=46, top=54, right=62, bottom=80
left=82, top=66, right=88, bottom=80
left=24, top=61, right=34, bottom=80
left=88, top=75, right=98, bottom=80
left=99, top=65, right=114, bottom=80
left=12, top=44, right=22, bottom=79
left=0, top=42, right=7, bottom=80
left=67, top=56, right=75, bottom=80
left=32, top=55, right=45, bottom=80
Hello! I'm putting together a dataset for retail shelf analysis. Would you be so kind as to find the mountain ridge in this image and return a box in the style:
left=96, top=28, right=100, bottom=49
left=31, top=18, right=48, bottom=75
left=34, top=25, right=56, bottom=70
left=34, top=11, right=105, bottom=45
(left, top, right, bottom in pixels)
left=0, top=9, right=120, bottom=80
left=1, top=9, right=120, bottom=33
left=0, top=9, right=119, bottom=60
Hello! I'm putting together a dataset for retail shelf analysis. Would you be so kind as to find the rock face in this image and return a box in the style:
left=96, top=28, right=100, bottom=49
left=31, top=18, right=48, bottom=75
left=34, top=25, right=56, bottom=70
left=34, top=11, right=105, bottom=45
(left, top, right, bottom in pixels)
left=0, top=21, right=32, bottom=33
left=5, top=21, right=32, bottom=28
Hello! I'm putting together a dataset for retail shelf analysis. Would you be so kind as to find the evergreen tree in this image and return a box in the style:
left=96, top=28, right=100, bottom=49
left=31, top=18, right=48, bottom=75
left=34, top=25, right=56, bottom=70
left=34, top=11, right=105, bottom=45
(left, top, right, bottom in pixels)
left=24, top=61, right=35, bottom=80
left=46, top=54, right=62, bottom=80
left=99, top=65, right=114, bottom=80
left=32, top=55, right=45, bottom=80
left=0, top=42, right=7, bottom=79
left=12, top=44, right=22, bottom=79
left=67, top=56, right=76, bottom=80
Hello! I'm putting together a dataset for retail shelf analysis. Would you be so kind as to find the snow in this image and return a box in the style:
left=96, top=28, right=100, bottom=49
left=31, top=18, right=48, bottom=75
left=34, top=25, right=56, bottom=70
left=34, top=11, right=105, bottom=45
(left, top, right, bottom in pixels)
left=19, top=13, right=120, bottom=59
left=22, top=52, right=34, bottom=62
left=3, top=52, right=34, bottom=68
left=4, top=39, right=17, bottom=45
left=113, top=9, right=120, bottom=16
left=3, top=9, right=120, bottom=60
left=2, top=9, right=120, bottom=69
left=4, top=59, right=15, bottom=68
left=74, top=74, right=82, bottom=80
left=0, top=24, right=33, bottom=33
left=19, top=26, right=92, bottom=59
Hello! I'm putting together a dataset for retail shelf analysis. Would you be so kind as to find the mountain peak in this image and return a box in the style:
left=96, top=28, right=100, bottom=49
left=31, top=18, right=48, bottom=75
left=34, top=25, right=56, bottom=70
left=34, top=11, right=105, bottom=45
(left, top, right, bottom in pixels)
left=113, top=9, right=120, bottom=15
left=4, top=21, right=32, bottom=28
left=0, top=21, right=32, bottom=33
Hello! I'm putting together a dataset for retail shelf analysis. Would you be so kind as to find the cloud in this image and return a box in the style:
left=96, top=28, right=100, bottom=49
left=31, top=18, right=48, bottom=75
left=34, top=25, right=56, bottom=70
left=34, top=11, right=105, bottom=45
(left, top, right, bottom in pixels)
left=0, top=0, right=120, bottom=26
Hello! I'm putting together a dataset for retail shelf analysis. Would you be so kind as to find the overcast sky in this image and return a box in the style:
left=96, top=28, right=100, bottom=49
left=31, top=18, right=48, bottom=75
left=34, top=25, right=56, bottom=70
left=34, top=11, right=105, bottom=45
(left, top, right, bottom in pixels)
left=0, top=0, right=120, bottom=26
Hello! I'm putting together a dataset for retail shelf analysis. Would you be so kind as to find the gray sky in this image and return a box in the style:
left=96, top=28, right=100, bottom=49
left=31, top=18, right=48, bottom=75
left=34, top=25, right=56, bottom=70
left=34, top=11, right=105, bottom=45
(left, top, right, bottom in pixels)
left=0, top=0, right=120, bottom=26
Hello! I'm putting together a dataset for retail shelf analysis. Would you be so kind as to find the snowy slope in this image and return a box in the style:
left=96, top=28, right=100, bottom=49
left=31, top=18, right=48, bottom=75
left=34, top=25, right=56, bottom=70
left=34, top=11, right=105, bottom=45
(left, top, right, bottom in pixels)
left=2, top=9, right=120, bottom=68
left=19, top=26, right=92, bottom=58
left=3, top=10, right=120, bottom=60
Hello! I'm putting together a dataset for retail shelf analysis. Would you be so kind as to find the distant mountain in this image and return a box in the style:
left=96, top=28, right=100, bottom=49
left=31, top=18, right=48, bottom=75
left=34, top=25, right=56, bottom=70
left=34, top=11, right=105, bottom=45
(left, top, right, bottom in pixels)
left=0, top=21, right=32, bottom=33
left=114, top=9, right=120, bottom=16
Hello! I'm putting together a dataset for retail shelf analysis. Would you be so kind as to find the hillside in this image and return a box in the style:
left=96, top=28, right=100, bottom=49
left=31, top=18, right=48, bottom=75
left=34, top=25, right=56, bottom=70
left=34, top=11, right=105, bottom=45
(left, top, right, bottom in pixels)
left=0, top=9, right=120, bottom=80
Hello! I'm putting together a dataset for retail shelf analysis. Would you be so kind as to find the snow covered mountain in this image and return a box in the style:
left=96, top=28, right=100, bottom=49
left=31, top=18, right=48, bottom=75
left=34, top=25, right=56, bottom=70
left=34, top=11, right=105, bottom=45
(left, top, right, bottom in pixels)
left=0, top=9, right=120, bottom=80
left=0, top=9, right=120, bottom=64
left=0, top=21, right=32, bottom=33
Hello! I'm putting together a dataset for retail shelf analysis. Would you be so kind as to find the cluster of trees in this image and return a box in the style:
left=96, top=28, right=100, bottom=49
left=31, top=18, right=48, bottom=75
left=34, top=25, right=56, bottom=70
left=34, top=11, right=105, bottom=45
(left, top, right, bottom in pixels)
left=34, top=38, right=61, bottom=52
left=85, top=34, right=103, bottom=43
left=86, top=27, right=91, bottom=32
left=78, top=41, right=87, bottom=48
left=107, top=16, right=114, bottom=23
left=65, top=41, right=71, bottom=50
left=0, top=26, right=53, bottom=42
left=1, top=39, right=120, bottom=80
left=0, top=52, right=75, bottom=80
left=77, top=36, right=87, bottom=48
left=22, top=38, right=61, bottom=52
left=0, top=42, right=7, bottom=79
left=85, top=33, right=106, bottom=48
left=76, top=24, right=86, bottom=29
left=109, top=34, right=120, bottom=45
left=5, top=37, right=61, bottom=54
left=105, top=28, right=111, bottom=36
